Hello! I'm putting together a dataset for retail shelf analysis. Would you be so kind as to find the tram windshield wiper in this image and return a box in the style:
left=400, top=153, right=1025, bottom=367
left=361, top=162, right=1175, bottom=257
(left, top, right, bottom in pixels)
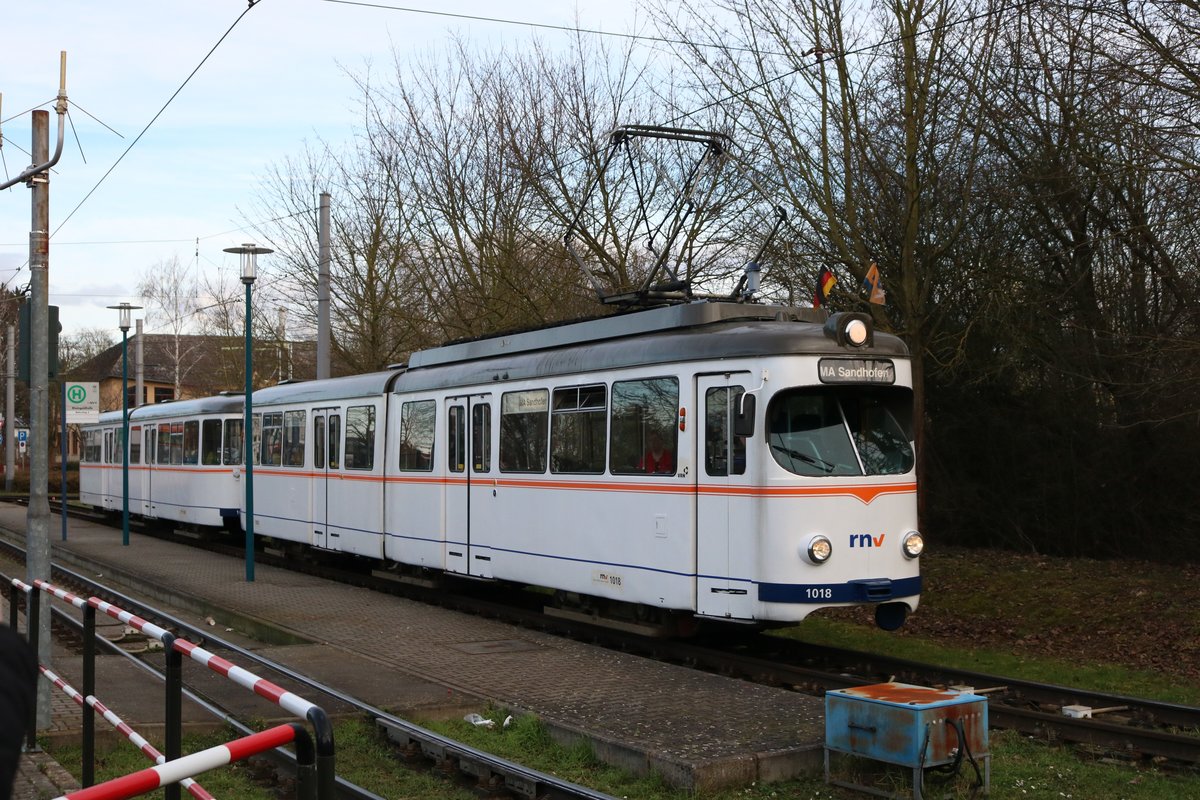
left=770, top=441, right=834, bottom=473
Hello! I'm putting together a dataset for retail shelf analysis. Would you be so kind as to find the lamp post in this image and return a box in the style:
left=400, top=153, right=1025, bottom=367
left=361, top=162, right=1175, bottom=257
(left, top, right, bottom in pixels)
left=107, top=302, right=142, bottom=547
left=224, top=243, right=272, bottom=582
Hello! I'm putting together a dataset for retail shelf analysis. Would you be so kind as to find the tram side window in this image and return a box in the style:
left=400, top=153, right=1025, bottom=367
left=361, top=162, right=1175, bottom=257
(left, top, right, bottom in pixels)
left=146, top=428, right=155, bottom=464
left=130, top=426, right=142, bottom=465
left=183, top=420, right=200, bottom=465
left=705, top=386, right=747, bottom=477
left=104, top=430, right=113, bottom=464
left=345, top=405, right=375, bottom=470
left=328, top=414, right=341, bottom=469
left=610, top=377, right=678, bottom=475
left=260, top=412, right=283, bottom=466
left=551, top=385, right=606, bottom=474
left=201, top=420, right=222, bottom=465
left=499, top=390, right=548, bottom=473
left=252, top=414, right=263, bottom=466
left=170, top=422, right=184, bottom=465
left=314, top=416, right=325, bottom=469
left=156, top=425, right=170, bottom=464
left=448, top=406, right=465, bottom=473
left=472, top=403, right=491, bottom=472
left=283, top=410, right=306, bottom=467
left=399, top=400, right=435, bottom=471
left=224, top=419, right=243, bottom=465
left=83, top=430, right=101, bottom=463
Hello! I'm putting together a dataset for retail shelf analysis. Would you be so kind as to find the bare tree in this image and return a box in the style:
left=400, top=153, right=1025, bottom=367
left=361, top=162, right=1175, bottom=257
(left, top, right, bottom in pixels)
left=58, top=327, right=115, bottom=374
left=654, top=0, right=999, bottom=503
left=245, top=131, right=436, bottom=374
left=247, top=34, right=676, bottom=367
left=137, top=255, right=204, bottom=396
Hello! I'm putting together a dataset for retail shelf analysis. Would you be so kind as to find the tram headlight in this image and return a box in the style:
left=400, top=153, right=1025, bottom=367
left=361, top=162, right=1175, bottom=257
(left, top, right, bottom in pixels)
left=845, top=318, right=869, bottom=346
left=804, top=534, right=833, bottom=565
left=823, top=312, right=874, bottom=348
left=902, top=530, right=924, bottom=559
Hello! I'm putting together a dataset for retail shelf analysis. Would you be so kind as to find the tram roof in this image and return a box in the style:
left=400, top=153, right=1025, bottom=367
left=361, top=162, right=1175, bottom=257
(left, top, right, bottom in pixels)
left=408, top=302, right=828, bottom=369
left=397, top=302, right=909, bottom=392
left=123, top=394, right=246, bottom=423
left=250, top=369, right=403, bottom=407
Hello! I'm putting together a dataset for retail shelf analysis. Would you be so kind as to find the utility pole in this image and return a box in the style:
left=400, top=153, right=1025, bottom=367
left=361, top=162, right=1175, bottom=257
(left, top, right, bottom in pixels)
left=5, top=327, right=13, bottom=492
left=317, top=191, right=330, bottom=379
left=4, top=323, right=13, bottom=489
left=27, top=109, right=53, bottom=729
left=4, top=53, right=69, bottom=731
left=277, top=307, right=287, bottom=382
left=135, top=318, right=144, bottom=408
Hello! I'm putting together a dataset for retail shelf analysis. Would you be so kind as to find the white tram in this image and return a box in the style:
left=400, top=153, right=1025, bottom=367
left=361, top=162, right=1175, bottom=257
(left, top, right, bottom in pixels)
left=80, top=395, right=246, bottom=528
left=80, top=302, right=923, bottom=629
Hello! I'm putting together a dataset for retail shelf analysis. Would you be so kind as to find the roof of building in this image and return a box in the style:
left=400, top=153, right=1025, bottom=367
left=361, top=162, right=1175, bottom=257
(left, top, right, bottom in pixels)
left=67, top=333, right=318, bottom=394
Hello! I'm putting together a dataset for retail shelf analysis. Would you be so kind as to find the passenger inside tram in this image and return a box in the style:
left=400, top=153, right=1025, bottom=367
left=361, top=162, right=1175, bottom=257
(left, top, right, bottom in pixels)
left=639, top=430, right=674, bottom=474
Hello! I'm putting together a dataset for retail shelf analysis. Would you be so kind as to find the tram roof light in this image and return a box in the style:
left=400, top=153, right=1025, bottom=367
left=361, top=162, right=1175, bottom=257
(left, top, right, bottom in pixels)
left=823, top=312, right=874, bottom=348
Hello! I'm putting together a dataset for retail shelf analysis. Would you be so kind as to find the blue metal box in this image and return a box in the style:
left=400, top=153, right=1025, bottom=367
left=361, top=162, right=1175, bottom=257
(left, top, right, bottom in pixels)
left=825, top=682, right=989, bottom=798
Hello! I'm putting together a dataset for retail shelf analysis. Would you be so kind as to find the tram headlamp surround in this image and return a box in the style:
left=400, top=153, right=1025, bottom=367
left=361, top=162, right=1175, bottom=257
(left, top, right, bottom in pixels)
left=805, top=534, right=833, bottom=564
left=823, top=312, right=874, bottom=348
left=902, top=530, right=924, bottom=559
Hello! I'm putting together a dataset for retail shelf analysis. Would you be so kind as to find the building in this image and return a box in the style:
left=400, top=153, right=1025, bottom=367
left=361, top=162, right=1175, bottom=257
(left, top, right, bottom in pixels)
left=68, top=333, right=317, bottom=412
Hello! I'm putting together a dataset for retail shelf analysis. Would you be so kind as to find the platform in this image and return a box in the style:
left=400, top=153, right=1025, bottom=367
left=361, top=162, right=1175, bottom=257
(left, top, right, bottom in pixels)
left=0, top=504, right=825, bottom=792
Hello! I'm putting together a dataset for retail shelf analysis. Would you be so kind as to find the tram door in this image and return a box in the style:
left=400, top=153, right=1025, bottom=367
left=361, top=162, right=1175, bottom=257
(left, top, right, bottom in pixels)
left=311, top=408, right=341, bottom=550
left=444, top=394, right=493, bottom=577
left=143, top=426, right=156, bottom=518
left=695, top=374, right=756, bottom=620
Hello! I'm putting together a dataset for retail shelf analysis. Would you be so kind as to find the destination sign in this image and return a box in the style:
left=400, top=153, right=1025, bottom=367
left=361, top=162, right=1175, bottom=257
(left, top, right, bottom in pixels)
left=818, top=358, right=896, bottom=385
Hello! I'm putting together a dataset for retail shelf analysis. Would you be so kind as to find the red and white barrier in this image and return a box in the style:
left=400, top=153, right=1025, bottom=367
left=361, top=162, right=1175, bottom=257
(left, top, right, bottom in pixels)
left=170, top=638, right=317, bottom=719
left=39, top=666, right=213, bottom=800
left=52, top=724, right=299, bottom=800
left=24, top=578, right=320, bottom=720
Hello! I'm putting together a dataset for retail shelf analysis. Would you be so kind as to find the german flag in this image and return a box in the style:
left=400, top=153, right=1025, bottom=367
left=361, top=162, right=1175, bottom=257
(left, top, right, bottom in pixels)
left=813, top=267, right=837, bottom=307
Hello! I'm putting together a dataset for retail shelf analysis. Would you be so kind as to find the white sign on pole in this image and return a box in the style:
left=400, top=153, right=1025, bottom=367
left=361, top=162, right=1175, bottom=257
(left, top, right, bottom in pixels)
left=65, top=382, right=101, bottom=424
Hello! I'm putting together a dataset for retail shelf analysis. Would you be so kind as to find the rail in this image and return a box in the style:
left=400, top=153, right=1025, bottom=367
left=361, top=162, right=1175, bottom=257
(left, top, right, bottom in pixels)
left=5, top=573, right=335, bottom=799
left=3, top=539, right=621, bottom=800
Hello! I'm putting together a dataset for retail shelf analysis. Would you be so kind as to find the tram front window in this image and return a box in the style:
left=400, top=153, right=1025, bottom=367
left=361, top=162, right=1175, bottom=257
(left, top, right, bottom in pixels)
left=767, top=388, right=913, bottom=476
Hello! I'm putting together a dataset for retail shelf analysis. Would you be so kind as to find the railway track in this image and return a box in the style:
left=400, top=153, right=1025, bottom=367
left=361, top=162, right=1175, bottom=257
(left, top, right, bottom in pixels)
left=17, top=500, right=1200, bottom=771
left=0, top=526, right=619, bottom=800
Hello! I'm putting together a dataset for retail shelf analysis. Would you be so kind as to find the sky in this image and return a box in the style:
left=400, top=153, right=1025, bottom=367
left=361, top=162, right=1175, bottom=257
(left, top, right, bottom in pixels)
left=0, top=0, right=653, bottom=340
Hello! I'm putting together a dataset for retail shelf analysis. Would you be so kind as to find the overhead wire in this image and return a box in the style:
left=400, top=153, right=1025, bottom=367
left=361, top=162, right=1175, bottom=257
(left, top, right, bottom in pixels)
left=669, top=0, right=1046, bottom=124
left=321, top=0, right=791, bottom=58
left=4, top=0, right=1184, bottom=320
left=50, top=2, right=264, bottom=239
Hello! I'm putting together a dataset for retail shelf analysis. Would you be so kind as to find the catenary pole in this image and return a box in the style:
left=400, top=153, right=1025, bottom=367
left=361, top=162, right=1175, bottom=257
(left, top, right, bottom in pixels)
left=27, top=108, right=53, bottom=729
left=5, top=326, right=13, bottom=491
left=317, top=192, right=330, bottom=380
left=135, top=318, right=144, bottom=408
left=23, top=53, right=68, bottom=730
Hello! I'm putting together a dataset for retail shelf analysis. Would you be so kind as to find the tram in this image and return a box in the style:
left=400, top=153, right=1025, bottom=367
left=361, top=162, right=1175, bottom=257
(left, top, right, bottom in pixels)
left=81, top=302, right=922, bottom=630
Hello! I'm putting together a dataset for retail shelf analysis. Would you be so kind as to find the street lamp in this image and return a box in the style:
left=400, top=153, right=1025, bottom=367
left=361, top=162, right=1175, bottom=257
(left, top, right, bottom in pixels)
left=107, top=302, right=142, bottom=547
left=224, top=243, right=273, bottom=582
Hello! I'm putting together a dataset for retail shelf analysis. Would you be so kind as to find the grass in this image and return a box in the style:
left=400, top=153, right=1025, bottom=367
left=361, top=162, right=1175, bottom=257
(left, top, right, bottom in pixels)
left=46, top=714, right=1200, bottom=800
left=43, top=546, right=1200, bottom=798
left=779, top=616, right=1200, bottom=707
